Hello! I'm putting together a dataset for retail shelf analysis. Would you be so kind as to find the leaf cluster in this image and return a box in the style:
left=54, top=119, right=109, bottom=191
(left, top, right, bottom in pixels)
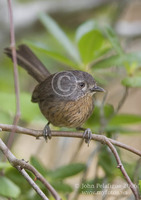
left=0, top=158, right=86, bottom=199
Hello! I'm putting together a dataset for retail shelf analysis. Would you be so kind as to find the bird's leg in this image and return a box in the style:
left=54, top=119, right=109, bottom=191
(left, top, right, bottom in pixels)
left=43, top=122, right=51, bottom=142
left=76, top=127, right=92, bottom=146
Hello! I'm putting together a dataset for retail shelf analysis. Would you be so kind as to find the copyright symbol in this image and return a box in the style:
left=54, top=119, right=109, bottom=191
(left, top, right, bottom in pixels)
left=51, top=71, right=77, bottom=97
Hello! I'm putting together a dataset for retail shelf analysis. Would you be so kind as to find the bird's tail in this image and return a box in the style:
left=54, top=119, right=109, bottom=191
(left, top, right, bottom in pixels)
left=4, top=45, right=50, bottom=82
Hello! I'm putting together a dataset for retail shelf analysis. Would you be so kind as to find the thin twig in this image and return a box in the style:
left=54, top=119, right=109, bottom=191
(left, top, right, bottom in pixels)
left=0, top=125, right=140, bottom=199
left=0, top=124, right=141, bottom=157
left=0, top=138, right=61, bottom=200
left=16, top=167, right=49, bottom=200
left=7, top=0, right=21, bottom=149
left=108, top=86, right=129, bottom=122
left=103, top=136, right=140, bottom=200
left=115, top=86, right=128, bottom=113
left=99, top=91, right=108, bottom=133
left=70, top=140, right=83, bottom=162
left=99, top=87, right=128, bottom=134
left=0, top=139, right=48, bottom=200
left=72, top=144, right=101, bottom=199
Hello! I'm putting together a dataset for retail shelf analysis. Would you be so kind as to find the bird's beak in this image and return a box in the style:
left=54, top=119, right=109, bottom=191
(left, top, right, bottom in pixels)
left=90, top=85, right=105, bottom=93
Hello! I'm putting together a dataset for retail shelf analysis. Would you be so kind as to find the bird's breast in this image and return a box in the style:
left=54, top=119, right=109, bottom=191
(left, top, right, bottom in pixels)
left=39, top=94, right=94, bottom=128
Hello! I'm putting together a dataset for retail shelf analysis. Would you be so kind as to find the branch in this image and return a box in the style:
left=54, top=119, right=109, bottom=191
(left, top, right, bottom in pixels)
left=0, top=124, right=141, bottom=157
left=115, top=86, right=129, bottom=113
left=1, top=124, right=140, bottom=199
left=99, top=87, right=129, bottom=133
left=103, top=136, right=140, bottom=200
left=0, top=138, right=61, bottom=200
left=7, top=0, right=21, bottom=149
left=72, top=144, right=101, bottom=199
left=16, top=167, right=49, bottom=200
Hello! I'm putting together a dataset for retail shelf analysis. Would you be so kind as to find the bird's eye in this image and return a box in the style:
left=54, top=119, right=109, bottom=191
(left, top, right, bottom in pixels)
left=79, top=82, right=85, bottom=88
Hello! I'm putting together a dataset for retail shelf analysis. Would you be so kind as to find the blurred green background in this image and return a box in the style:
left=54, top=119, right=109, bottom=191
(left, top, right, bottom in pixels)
left=0, top=0, right=141, bottom=200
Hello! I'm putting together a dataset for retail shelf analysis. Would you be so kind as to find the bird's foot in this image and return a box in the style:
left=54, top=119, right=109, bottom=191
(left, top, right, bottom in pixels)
left=83, top=128, right=92, bottom=146
left=76, top=127, right=92, bottom=146
left=43, top=122, right=51, bottom=142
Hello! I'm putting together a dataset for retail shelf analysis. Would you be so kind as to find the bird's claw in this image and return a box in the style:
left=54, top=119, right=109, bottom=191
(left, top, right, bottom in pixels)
left=43, top=123, right=51, bottom=142
left=83, top=128, right=92, bottom=145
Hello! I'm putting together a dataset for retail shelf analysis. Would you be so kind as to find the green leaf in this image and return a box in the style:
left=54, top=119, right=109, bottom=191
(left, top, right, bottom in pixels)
left=78, top=29, right=105, bottom=64
left=85, top=104, right=114, bottom=128
left=76, top=20, right=97, bottom=41
left=0, top=67, right=14, bottom=92
left=0, top=176, right=20, bottom=198
left=6, top=168, right=31, bottom=191
left=51, top=181, right=73, bottom=193
left=122, top=76, right=141, bottom=87
left=122, top=162, right=137, bottom=180
left=109, top=114, right=141, bottom=125
left=0, top=110, right=13, bottom=124
left=76, top=21, right=105, bottom=64
left=49, top=163, right=86, bottom=180
left=104, top=26, right=123, bottom=55
left=105, top=125, right=140, bottom=134
left=92, top=52, right=141, bottom=69
left=92, top=54, right=124, bottom=69
left=30, top=156, right=47, bottom=176
left=0, top=162, right=11, bottom=170
left=40, top=13, right=81, bottom=64
left=98, top=146, right=119, bottom=177
left=139, top=180, right=141, bottom=193
left=25, top=41, right=78, bottom=68
left=0, top=92, right=41, bottom=123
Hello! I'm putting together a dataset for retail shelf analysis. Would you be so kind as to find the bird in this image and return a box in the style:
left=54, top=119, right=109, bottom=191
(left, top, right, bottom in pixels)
left=4, top=45, right=105, bottom=144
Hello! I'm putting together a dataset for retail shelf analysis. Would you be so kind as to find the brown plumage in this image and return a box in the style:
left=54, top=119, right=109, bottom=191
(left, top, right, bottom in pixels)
left=39, top=93, right=94, bottom=128
left=4, top=45, right=104, bottom=142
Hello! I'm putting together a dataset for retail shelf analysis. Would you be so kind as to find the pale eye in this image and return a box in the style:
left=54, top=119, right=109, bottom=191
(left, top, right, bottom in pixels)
left=78, top=82, right=85, bottom=88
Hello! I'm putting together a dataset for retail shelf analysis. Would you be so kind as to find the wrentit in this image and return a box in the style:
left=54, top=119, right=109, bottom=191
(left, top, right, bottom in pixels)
left=5, top=45, right=105, bottom=144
